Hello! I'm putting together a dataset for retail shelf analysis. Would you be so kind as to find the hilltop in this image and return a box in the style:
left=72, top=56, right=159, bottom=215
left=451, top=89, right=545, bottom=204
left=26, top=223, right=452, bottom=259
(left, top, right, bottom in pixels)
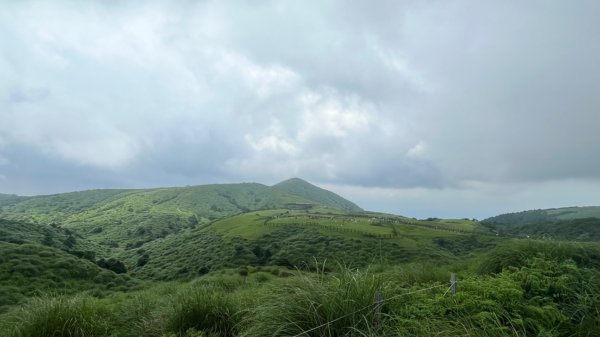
left=273, top=178, right=362, bottom=212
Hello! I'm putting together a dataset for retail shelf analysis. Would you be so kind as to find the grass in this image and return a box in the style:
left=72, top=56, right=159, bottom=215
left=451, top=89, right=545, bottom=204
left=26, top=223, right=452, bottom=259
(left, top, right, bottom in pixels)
left=0, top=295, right=111, bottom=337
left=1, top=243, right=599, bottom=336
left=0, top=242, right=140, bottom=312
left=0, top=180, right=354, bottom=253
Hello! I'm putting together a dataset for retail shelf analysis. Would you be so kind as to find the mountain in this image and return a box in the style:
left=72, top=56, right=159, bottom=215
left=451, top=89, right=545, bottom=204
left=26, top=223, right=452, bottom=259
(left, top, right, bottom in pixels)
left=482, top=206, right=600, bottom=241
left=272, top=178, right=362, bottom=212
left=0, top=179, right=360, bottom=250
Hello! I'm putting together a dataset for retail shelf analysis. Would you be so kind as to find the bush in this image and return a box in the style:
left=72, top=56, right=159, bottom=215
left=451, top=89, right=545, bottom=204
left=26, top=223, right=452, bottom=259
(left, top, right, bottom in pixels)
left=241, top=266, right=389, bottom=337
left=0, top=295, right=110, bottom=337
left=141, top=285, right=242, bottom=337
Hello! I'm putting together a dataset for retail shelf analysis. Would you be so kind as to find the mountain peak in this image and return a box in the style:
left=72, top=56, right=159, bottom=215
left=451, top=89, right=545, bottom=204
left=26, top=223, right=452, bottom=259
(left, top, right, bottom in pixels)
left=272, top=178, right=362, bottom=212
left=274, top=177, right=311, bottom=186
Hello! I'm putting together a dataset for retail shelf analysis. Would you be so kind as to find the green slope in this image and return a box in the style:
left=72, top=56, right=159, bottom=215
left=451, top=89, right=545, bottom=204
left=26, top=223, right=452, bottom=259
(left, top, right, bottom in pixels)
left=0, top=180, right=360, bottom=250
left=0, top=242, right=139, bottom=312
left=0, top=194, right=25, bottom=207
left=272, top=178, right=362, bottom=212
left=0, top=183, right=311, bottom=249
left=484, top=206, right=600, bottom=225
left=483, top=206, right=600, bottom=241
left=0, top=218, right=106, bottom=256
left=122, top=209, right=498, bottom=280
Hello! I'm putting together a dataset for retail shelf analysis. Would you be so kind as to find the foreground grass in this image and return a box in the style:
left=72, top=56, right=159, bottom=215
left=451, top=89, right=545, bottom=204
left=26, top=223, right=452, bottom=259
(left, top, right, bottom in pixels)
left=1, top=242, right=599, bottom=337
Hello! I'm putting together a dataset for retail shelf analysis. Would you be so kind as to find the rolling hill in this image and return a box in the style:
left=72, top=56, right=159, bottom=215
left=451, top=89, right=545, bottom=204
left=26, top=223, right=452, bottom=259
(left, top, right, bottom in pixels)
left=121, top=209, right=498, bottom=280
left=0, top=179, right=360, bottom=250
left=482, top=206, right=600, bottom=241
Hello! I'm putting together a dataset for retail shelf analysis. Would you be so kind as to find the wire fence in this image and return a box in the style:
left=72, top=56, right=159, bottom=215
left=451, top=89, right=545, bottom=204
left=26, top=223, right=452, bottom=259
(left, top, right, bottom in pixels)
left=291, top=282, right=454, bottom=337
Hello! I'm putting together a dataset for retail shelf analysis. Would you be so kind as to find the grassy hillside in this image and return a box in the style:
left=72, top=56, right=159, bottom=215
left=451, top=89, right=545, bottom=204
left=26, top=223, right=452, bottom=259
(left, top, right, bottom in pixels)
left=273, top=178, right=362, bottom=212
left=2, top=240, right=599, bottom=337
left=484, top=206, right=600, bottom=225
left=0, top=180, right=353, bottom=250
left=122, top=209, right=498, bottom=281
left=0, top=218, right=106, bottom=255
left=0, top=242, right=140, bottom=312
left=483, top=206, right=600, bottom=241
left=0, top=194, right=25, bottom=207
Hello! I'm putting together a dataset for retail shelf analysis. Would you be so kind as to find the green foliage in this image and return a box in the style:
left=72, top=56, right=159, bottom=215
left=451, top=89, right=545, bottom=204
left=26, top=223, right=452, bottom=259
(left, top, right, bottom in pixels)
left=483, top=207, right=600, bottom=241
left=241, top=266, right=387, bottom=337
left=164, top=286, right=241, bottom=337
left=0, top=242, right=139, bottom=311
left=0, top=181, right=357, bottom=251
left=97, top=257, right=127, bottom=274
left=476, top=241, right=600, bottom=274
left=0, top=295, right=110, bottom=337
left=1, top=246, right=599, bottom=336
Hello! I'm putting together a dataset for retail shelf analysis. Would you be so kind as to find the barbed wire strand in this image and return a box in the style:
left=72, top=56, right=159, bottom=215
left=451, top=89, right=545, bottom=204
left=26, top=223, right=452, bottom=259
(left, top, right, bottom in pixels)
left=291, top=282, right=453, bottom=337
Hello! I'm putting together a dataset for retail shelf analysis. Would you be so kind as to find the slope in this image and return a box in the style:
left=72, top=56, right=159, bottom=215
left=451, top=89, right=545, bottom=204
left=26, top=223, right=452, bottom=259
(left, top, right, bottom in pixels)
left=0, top=218, right=106, bottom=257
left=122, top=209, right=498, bottom=280
left=0, top=242, right=140, bottom=312
left=483, top=206, right=600, bottom=241
left=272, top=178, right=362, bottom=212
left=0, top=181, right=332, bottom=250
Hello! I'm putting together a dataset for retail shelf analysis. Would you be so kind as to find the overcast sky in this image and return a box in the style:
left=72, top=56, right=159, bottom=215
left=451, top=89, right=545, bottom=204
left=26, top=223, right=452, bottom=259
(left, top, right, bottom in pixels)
left=1, top=1, right=599, bottom=218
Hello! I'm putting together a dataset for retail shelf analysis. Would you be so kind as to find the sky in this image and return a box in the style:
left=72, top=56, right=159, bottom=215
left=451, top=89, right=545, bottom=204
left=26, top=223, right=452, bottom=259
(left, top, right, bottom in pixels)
left=1, top=1, right=599, bottom=219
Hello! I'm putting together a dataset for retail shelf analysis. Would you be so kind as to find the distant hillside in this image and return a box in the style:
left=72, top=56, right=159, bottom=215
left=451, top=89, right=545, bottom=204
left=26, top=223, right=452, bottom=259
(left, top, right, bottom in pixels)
left=483, top=206, right=600, bottom=241
left=0, top=194, right=25, bottom=207
left=484, top=206, right=600, bottom=226
left=273, top=178, right=362, bottom=212
left=0, top=179, right=362, bottom=250
left=122, top=209, right=497, bottom=280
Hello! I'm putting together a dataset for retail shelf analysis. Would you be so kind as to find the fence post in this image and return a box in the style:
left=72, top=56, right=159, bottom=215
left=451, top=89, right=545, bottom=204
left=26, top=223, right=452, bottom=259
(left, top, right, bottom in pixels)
left=450, top=273, right=457, bottom=295
left=373, top=289, right=383, bottom=329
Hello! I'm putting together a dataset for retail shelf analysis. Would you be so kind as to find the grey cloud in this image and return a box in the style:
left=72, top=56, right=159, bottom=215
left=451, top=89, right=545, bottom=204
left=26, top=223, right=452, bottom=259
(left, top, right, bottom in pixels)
left=7, top=87, right=50, bottom=104
left=0, top=0, right=600, bottom=217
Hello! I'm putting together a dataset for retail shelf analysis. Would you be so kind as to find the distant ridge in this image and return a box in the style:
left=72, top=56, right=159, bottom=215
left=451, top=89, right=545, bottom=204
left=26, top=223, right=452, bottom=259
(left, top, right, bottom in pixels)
left=484, top=206, right=600, bottom=226
left=482, top=206, right=600, bottom=241
left=273, top=178, right=362, bottom=212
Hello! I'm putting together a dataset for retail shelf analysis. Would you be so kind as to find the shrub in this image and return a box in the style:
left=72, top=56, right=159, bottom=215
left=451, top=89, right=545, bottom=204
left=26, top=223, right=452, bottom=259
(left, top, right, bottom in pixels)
left=241, top=266, right=389, bottom=337
left=0, top=295, right=110, bottom=337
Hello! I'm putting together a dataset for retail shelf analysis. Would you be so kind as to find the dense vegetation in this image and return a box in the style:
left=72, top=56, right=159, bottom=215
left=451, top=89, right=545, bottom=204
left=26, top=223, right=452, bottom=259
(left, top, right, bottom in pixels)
left=483, top=207, right=600, bottom=241
left=0, top=179, right=357, bottom=250
left=483, top=206, right=600, bottom=226
left=1, top=182, right=599, bottom=336
left=0, top=242, right=141, bottom=313
left=1, top=241, right=598, bottom=337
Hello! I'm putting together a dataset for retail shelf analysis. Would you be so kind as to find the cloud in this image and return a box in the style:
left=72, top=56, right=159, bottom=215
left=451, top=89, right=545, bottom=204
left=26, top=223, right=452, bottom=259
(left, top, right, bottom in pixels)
left=0, top=0, right=599, bottom=217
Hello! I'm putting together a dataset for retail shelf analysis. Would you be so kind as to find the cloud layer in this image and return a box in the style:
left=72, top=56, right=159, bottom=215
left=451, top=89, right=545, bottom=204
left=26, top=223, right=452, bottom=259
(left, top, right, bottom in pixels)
left=1, top=1, right=599, bottom=217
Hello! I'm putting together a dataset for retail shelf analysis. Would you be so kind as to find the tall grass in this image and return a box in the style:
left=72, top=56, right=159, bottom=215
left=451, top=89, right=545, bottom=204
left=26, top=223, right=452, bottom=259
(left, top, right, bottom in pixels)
left=0, top=295, right=110, bottom=337
left=477, top=240, right=600, bottom=274
left=240, top=265, right=391, bottom=337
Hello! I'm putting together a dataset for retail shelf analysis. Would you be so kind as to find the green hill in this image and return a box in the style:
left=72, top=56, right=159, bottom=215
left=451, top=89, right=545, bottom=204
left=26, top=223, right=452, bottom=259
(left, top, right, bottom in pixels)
left=483, top=206, right=600, bottom=241
left=0, top=180, right=359, bottom=250
left=0, top=242, right=140, bottom=312
left=122, top=209, right=498, bottom=280
left=0, top=194, right=25, bottom=207
left=273, top=178, right=362, bottom=212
